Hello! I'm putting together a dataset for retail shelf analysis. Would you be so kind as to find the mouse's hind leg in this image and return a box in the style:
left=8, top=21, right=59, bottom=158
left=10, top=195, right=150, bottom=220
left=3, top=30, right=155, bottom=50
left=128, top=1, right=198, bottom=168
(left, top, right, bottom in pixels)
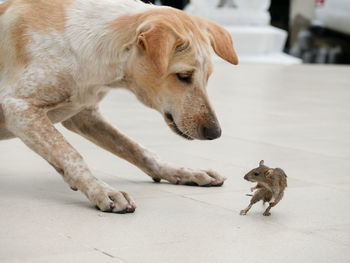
left=240, top=189, right=267, bottom=215
left=263, top=192, right=284, bottom=216
left=263, top=203, right=274, bottom=216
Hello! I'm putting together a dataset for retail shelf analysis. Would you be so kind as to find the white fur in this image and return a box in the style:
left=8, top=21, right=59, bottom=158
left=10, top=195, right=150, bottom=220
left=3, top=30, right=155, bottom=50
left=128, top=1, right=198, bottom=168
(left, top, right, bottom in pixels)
left=64, top=0, right=151, bottom=86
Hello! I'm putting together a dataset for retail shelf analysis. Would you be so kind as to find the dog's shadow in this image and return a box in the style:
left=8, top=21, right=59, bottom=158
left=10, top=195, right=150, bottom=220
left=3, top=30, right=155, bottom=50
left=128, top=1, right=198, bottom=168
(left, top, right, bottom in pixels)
left=0, top=171, right=93, bottom=209
left=0, top=168, right=225, bottom=213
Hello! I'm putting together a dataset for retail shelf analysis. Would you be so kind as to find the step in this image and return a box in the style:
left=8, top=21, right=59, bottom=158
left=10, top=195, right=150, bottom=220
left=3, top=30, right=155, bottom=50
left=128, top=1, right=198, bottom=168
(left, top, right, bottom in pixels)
left=217, top=25, right=302, bottom=64
left=213, top=52, right=302, bottom=65
left=236, top=53, right=302, bottom=64
left=185, top=0, right=271, bottom=26
left=225, top=25, right=287, bottom=55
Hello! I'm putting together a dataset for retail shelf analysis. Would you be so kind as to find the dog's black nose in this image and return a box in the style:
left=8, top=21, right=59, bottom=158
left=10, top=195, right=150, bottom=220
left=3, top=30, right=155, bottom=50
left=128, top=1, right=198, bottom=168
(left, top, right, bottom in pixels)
left=202, top=125, right=221, bottom=140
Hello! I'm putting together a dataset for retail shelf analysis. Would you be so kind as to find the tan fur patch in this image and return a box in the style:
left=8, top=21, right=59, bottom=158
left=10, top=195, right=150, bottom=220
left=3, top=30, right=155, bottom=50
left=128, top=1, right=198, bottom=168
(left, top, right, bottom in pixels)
left=8, top=0, right=73, bottom=65
left=16, top=0, right=73, bottom=32
left=0, top=0, right=10, bottom=16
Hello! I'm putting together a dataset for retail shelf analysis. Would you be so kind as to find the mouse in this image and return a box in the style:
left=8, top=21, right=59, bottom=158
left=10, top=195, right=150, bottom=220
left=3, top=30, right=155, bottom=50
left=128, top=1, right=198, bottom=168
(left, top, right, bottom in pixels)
left=240, top=160, right=287, bottom=216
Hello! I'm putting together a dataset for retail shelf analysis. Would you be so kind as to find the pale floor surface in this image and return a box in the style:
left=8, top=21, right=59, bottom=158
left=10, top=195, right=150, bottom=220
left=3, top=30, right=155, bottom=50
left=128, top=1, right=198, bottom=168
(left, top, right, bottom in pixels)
left=1, top=63, right=350, bottom=263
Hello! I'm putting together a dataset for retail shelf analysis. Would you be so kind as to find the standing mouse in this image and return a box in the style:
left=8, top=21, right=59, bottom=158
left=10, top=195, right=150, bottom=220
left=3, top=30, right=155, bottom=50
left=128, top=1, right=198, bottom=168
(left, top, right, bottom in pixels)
left=240, top=160, right=287, bottom=216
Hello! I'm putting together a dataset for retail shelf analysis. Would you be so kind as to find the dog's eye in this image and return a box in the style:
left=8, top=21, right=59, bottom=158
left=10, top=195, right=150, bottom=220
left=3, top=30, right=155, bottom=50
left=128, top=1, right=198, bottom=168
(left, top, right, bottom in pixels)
left=254, top=172, right=259, bottom=176
left=176, top=73, right=192, bottom=84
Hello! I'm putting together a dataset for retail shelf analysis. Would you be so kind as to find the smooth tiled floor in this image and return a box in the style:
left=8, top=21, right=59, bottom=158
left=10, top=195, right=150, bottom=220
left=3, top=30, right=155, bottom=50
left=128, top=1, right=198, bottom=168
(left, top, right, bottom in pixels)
left=1, top=63, right=350, bottom=263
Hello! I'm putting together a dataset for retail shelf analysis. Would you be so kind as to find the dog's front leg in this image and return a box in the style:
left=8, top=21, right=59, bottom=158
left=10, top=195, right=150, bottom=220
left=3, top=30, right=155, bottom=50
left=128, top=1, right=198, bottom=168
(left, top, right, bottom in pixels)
left=62, top=109, right=226, bottom=186
left=2, top=99, right=135, bottom=213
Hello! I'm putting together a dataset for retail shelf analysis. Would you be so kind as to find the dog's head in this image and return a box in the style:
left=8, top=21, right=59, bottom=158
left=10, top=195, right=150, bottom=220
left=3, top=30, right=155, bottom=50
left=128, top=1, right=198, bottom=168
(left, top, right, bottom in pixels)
left=126, top=8, right=238, bottom=140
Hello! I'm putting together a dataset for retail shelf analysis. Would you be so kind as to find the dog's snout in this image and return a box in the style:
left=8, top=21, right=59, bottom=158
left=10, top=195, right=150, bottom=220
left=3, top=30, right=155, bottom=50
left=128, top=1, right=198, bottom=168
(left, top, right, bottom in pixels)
left=202, top=125, right=221, bottom=140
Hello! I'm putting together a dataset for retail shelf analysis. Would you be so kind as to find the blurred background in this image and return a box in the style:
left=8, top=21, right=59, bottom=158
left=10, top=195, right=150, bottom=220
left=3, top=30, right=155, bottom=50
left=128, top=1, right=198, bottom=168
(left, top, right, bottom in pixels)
left=142, top=0, right=350, bottom=65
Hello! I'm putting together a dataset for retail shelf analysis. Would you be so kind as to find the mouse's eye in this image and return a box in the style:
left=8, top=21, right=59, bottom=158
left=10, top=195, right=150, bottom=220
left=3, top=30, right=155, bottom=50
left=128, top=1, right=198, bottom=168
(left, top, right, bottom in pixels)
left=254, top=172, right=259, bottom=176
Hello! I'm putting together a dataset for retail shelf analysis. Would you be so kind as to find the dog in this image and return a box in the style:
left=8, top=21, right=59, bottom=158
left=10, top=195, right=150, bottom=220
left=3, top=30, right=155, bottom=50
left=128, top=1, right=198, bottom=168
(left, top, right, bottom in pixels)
left=0, top=0, right=238, bottom=213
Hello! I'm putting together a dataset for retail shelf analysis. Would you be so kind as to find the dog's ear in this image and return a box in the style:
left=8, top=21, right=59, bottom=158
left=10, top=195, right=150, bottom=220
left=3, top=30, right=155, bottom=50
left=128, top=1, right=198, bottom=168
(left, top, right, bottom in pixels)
left=193, top=16, right=238, bottom=65
left=137, top=23, right=185, bottom=75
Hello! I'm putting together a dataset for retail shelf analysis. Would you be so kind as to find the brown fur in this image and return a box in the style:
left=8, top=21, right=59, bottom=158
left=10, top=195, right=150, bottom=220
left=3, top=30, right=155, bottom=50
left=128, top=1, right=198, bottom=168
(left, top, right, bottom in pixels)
left=240, top=160, right=287, bottom=216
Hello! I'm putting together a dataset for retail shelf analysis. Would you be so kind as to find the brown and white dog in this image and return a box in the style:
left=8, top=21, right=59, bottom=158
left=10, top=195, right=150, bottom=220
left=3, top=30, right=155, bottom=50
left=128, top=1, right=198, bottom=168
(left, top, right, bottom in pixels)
left=0, top=0, right=238, bottom=213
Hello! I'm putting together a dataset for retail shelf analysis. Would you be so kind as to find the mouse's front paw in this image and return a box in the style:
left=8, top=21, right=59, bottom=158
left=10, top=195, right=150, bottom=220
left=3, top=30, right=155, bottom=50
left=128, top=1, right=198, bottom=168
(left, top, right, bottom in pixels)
left=240, top=210, right=247, bottom=215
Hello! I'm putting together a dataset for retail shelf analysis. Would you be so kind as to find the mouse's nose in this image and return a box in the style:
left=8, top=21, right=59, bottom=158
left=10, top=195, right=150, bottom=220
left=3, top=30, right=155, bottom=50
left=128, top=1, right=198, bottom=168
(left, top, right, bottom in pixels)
left=201, top=125, right=221, bottom=140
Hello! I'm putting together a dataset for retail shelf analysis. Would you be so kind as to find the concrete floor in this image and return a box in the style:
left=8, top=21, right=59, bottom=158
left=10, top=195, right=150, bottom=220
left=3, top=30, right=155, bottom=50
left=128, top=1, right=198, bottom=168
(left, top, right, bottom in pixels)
left=1, top=63, right=349, bottom=263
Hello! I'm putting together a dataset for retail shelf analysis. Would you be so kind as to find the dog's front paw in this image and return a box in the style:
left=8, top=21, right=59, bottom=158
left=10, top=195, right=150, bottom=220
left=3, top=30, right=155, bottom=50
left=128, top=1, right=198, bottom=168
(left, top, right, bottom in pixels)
left=157, top=167, right=226, bottom=187
left=88, top=186, right=136, bottom=213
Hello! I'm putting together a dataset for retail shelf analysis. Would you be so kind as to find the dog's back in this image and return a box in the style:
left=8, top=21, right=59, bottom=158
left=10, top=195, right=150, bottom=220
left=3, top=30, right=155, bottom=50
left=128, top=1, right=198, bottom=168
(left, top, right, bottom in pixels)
left=0, top=0, right=151, bottom=95
left=1, top=0, right=70, bottom=91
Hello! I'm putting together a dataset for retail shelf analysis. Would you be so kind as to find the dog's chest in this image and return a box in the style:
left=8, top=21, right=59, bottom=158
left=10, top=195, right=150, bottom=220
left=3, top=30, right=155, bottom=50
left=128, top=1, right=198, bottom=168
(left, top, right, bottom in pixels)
left=46, top=85, right=109, bottom=123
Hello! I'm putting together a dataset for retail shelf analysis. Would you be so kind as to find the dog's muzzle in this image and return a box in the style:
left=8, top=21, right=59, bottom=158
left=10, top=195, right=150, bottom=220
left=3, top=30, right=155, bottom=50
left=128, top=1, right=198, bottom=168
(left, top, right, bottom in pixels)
left=164, top=112, right=222, bottom=140
left=165, top=113, right=193, bottom=140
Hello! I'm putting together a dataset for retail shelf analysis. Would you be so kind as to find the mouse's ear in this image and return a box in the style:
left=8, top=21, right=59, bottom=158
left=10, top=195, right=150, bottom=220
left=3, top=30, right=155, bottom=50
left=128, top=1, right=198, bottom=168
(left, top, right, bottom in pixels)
left=259, top=160, right=264, bottom=166
left=265, top=169, right=274, bottom=178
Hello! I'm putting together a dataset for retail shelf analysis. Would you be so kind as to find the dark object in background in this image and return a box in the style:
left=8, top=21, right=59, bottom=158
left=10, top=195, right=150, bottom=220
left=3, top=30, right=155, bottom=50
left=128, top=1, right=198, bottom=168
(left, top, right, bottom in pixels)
left=269, top=0, right=290, bottom=51
left=269, top=0, right=350, bottom=64
left=290, top=25, right=350, bottom=64
left=309, top=25, right=350, bottom=64
left=141, top=0, right=190, bottom=10
left=217, top=0, right=237, bottom=8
